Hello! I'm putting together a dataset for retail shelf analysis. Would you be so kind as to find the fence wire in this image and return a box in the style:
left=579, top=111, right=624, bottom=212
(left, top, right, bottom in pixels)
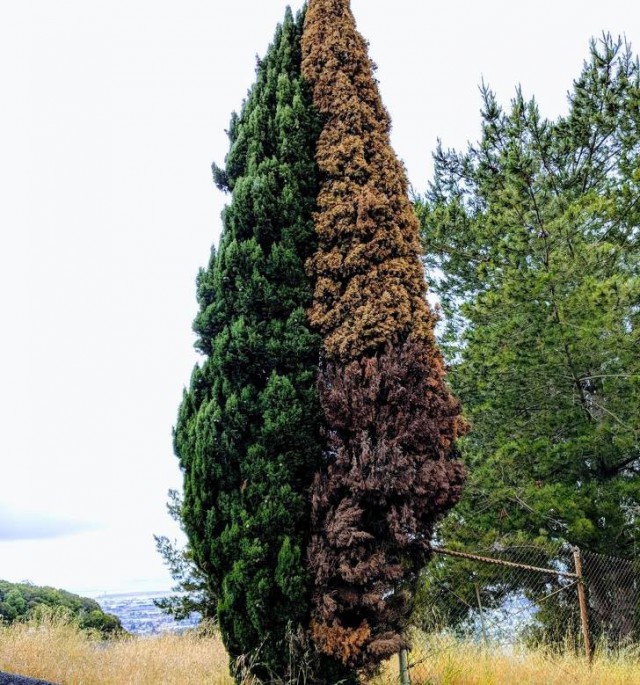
left=403, top=543, right=639, bottom=683
left=582, top=549, right=640, bottom=646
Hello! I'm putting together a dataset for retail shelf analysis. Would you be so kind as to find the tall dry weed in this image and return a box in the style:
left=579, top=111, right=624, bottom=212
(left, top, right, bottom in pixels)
left=1, top=614, right=639, bottom=684
left=372, top=633, right=640, bottom=685
left=0, top=610, right=232, bottom=685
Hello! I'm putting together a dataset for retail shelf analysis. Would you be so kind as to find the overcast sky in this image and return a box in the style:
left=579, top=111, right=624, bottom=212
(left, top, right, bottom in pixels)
left=1, top=0, right=638, bottom=596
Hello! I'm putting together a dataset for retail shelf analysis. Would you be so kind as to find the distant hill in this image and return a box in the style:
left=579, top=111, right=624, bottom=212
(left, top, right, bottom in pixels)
left=0, top=580, right=123, bottom=635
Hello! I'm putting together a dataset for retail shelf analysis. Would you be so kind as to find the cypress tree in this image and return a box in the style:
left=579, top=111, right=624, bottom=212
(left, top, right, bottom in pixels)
left=174, top=8, right=330, bottom=680
left=301, top=0, right=466, bottom=669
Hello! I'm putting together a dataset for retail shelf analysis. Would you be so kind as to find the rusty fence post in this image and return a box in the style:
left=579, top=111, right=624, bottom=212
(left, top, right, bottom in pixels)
left=573, top=546, right=593, bottom=664
left=399, top=647, right=411, bottom=685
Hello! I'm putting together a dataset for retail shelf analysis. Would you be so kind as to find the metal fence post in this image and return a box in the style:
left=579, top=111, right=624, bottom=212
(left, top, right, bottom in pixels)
left=573, top=546, right=593, bottom=664
left=399, top=647, right=411, bottom=685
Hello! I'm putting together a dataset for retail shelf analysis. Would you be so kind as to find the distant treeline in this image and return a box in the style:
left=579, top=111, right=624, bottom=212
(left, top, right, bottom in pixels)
left=0, top=580, right=123, bottom=635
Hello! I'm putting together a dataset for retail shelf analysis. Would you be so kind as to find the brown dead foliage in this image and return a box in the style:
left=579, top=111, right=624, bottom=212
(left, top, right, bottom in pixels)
left=302, top=0, right=436, bottom=363
left=302, top=0, right=466, bottom=671
left=307, top=342, right=466, bottom=667
left=310, top=618, right=371, bottom=667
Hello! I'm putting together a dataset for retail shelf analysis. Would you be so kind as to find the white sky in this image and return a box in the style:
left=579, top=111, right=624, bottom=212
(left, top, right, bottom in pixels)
left=0, top=0, right=637, bottom=596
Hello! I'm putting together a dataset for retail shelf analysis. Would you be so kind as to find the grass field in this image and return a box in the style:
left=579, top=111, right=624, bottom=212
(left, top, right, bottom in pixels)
left=0, top=613, right=231, bottom=685
left=1, top=614, right=638, bottom=684
left=373, top=633, right=640, bottom=685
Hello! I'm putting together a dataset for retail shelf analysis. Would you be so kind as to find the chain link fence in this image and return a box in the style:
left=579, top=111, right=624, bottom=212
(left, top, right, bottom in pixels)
left=396, top=543, right=639, bottom=684
left=581, top=549, right=640, bottom=647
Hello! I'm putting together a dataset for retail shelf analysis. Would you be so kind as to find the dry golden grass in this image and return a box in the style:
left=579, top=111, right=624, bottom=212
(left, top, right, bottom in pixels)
left=0, top=612, right=233, bottom=685
left=373, top=633, right=640, bottom=685
left=1, top=615, right=639, bottom=684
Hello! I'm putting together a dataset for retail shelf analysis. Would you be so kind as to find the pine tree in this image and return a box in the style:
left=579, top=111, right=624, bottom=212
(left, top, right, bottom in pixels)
left=301, top=0, right=466, bottom=669
left=417, top=35, right=639, bottom=642
left=174, top=9, right=332, bottom=680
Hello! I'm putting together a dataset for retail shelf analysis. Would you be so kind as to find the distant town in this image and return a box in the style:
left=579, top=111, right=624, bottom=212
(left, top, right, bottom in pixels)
left=95, top=591, right=199, bottom=636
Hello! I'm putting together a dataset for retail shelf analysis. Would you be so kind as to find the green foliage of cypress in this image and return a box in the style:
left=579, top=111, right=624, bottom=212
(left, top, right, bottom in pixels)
left=174, top=8, right=331, bottom=680
left=416, top=35, right=639, bottom=640
left=154, top=489, right=217, bottom=622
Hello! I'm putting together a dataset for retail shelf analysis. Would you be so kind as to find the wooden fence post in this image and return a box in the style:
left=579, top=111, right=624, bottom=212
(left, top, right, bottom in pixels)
left=573, top=546, right=593, bottom=664
left=399, top=647, right=411, bottom=685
